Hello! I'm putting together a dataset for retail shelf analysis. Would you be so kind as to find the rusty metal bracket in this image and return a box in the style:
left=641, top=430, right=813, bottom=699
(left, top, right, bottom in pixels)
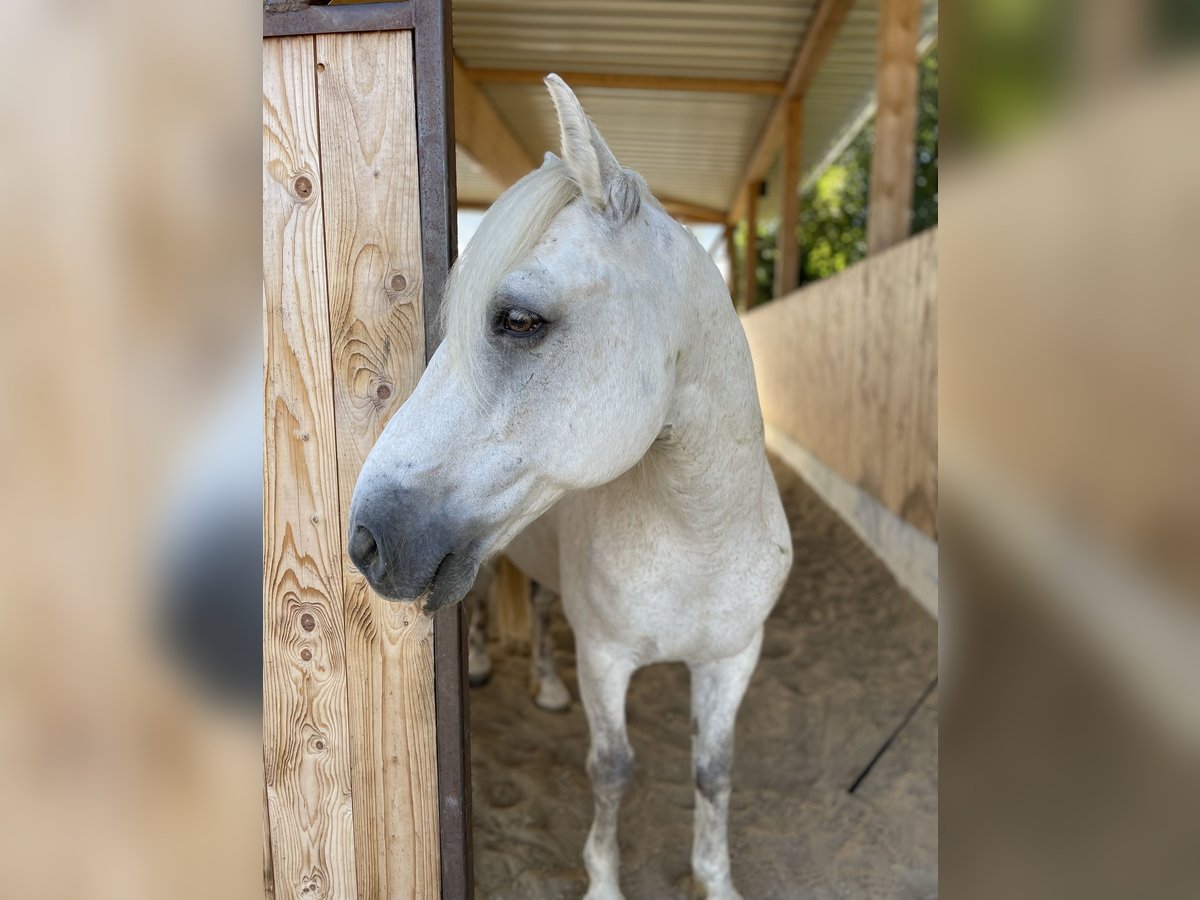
left=263, top=0, right=414, bottom=37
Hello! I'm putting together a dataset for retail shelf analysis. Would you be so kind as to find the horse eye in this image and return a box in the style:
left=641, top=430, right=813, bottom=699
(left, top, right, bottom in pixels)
left=501, top=308, right=543, bottom=335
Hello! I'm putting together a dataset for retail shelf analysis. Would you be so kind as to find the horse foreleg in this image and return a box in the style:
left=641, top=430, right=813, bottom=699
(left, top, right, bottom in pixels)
left=529, top=583, right=570, bottom=711
left=577, top=643, right=636, bottom=900
left=688, top=628, right=763, bottom=900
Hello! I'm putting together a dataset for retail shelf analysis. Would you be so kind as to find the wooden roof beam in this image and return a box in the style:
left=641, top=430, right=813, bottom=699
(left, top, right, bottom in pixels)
left=656, top=196, right=729, bottom=224
left=465, top=68, right=785, bottom=96
left=453, top=56, right=537, bottom=188
left=462, top=194, right=728, bottom=225
left=727, top=0, right=856, bottom=223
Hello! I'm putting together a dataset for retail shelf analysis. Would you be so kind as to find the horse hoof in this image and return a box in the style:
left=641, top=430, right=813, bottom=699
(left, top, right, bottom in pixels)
left=534, top=678, right=571, bottom=712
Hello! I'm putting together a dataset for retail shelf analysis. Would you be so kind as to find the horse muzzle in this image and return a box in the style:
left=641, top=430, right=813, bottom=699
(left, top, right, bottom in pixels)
left=347, top=486, right=482, bottom=611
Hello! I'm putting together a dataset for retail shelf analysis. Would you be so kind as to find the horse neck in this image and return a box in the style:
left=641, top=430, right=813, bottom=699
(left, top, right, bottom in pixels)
left=634, top=251, right=769, bottom=530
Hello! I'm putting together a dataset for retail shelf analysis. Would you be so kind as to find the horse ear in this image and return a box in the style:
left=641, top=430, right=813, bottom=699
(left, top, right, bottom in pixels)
left=544, top=74, right=630, bottom=217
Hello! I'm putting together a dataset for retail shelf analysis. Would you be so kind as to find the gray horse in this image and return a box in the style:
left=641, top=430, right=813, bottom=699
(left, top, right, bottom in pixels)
left=348, top=76, right=791, bottom=900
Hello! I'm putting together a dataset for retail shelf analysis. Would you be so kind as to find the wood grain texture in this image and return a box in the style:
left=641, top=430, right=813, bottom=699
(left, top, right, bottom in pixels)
left=314, top=30, right=441, bottom=900
left=867, top=0, right=921, bottom=254
left=264, top=783, right=276, bottom=900
left=742, top=228, right=938, bottom=538
left=263, top=34, right=360, bottom=900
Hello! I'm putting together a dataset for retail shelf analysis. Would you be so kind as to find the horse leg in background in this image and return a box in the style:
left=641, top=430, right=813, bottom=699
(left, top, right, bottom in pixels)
left=688, top=628, right=763, bottom=900
left=529, top=582, right=570, bottom=711
left=577, top=643, right=637, bottom=900
left=466, top=560, right=497, bottom=687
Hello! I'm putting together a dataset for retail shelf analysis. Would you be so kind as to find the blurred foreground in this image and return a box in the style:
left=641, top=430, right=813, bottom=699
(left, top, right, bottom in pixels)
left=941, top=3, right=1200, bottom=896
left=0, top=0, right=1196, bottom=897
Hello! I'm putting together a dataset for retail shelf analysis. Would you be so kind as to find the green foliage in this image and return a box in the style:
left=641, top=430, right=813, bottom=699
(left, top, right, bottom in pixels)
left=910, top=44, right=939, bottom=235
left=737, top=43, right=938, bottom=305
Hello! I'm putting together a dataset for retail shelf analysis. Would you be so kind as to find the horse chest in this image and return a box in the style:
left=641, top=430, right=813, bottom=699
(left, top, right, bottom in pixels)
left=554, top=498, right=781, bottom=663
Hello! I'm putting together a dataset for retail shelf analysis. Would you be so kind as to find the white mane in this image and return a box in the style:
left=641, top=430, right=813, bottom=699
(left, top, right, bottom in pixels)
left=442, top=156, right=580, bottom=398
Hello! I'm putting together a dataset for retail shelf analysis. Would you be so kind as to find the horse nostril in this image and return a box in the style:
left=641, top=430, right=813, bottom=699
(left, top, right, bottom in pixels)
left=348, top=524, right=380, bottom=571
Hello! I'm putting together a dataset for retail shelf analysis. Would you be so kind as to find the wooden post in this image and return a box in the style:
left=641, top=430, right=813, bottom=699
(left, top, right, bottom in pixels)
left=316, top=30, right=440, bottom=900
left=774, top=98, right=803, bottom=298
left=724, top=225, right=737, bottom=303
left=488, top=557, right=532, bottom=652
left=263, top=5, right=464, bottom=895
left=867, top=0, right=921, bottom=255
left=742, top=182, right=761, bottom=310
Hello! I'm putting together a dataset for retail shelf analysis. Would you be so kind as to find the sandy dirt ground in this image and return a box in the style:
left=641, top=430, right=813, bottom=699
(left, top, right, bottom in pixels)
left=469, top=455, right=938, bottom=899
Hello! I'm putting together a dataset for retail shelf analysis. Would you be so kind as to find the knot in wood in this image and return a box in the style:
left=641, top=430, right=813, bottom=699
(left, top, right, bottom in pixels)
left=292, top=174, right=313, bottom=199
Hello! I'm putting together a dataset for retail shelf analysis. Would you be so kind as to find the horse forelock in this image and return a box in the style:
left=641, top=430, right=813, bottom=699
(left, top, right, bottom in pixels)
left=442, top=158, right=579, bottom=400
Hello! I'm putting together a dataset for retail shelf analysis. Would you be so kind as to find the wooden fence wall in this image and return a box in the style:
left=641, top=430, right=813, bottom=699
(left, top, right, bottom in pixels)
left=742, top=228, right=938, bottom=539
left=263, top=29, right=442, bottom=900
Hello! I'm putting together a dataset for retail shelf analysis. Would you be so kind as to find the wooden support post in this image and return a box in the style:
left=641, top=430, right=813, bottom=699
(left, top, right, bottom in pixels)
left=867, top=0, right=921, bottom=254
left=724, top=225, right=737, bottom=303
left=727, top=0, right=855, bottom=225
left=742, top=182, right=761, bottom=310
left=774, top=98, right=803, bottom=298
left=488, top=558, right=532, bottom=652
left=264, top=6, right=466, bottom=897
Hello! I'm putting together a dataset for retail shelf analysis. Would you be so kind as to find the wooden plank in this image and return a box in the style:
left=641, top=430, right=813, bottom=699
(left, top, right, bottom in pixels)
left=773, top=98, right=803, bottom=298
left=866, top=0, right=921, bottom=254
left=742, top=181, right=761, bottom=310
left=314, top=30, right=441, bottom=900
left=742, top=229, right=938, bottom=537
left=728, top=0, right=855, bottom=223
left=465, top=67, right=784, bottom=95
left=453, top=57, right=537, bottom=188
left=262, top=34, right=360, bottom=900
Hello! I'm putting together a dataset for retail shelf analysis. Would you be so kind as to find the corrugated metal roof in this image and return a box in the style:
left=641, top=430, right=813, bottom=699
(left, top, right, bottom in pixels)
left=479, top=86, right=773, bottom=211
left=455, top=0, right=813, bottom=79
left=451, top=0, right=934, bottom=220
